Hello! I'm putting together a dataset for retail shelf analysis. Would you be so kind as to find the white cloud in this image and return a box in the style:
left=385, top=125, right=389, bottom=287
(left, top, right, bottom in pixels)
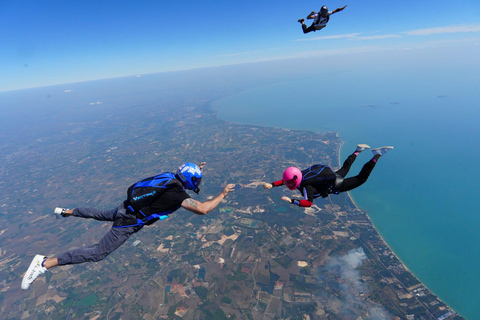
left=323, top=248, right=393, bottom=319
left=356, top=34, right=402, bottom=40
left=294, top=24, right=480, bottom=43
left=294, top=33, right=361, bottom=41
left=295, top=33, right=402, bottom=42
left=287, top=46, right=384, bottom=59
left=404, top=24, right=480, bottom=36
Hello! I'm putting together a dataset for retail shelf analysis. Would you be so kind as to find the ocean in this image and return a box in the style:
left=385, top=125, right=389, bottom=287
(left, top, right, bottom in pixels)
left=211, top=71, right=480, bottom=319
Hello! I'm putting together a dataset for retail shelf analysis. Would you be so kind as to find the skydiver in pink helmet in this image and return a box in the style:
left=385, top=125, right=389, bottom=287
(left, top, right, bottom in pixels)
left=263, top=144, right=393, bottom=207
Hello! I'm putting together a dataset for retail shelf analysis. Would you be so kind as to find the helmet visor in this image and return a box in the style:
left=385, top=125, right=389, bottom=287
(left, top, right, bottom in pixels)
left=284, top=178, right=297, bottom=190
left=191, top=176, right=202, bottom=188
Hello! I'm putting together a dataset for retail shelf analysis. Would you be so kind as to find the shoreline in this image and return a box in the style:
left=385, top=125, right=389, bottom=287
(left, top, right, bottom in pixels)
left=336, top=140, right=411, bottom=269
left=210, top=98, right=463, bottom=319
left=336, top=140, right=462, bottom=319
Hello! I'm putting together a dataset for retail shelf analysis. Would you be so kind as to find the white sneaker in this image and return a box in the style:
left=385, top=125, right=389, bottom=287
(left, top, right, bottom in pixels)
left=372, top=146, right=394, bottom=156
left=21, top=254, right=47, bottom=290
left=54, top=207, right=69, bottom=219
left=356, top=144, right=370, bottom=152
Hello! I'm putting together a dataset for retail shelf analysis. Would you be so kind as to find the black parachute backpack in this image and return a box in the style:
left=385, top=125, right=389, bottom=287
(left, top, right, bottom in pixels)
left=301, top=164, right=337, bottom=198
left=125, top=172, right=184, bottom=226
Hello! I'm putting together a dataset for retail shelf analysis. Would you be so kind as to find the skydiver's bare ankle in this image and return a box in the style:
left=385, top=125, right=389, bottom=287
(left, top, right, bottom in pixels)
left=43, top=258, right=59, bottom=270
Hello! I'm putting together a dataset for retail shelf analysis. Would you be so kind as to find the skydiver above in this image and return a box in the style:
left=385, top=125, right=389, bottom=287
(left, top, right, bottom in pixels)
left=298, top=5, right=347, bottom=34
left=22, top=162, right=235, bottom=290
left=263, top=144, right=393, bottom=207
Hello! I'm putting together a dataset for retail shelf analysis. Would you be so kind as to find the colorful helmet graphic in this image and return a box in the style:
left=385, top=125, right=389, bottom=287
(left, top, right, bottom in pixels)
left=283, top=167, right=302, bottom=190
left=320, top=6, right=329, bottom=17
left=177, top=162, right=202, bottom=194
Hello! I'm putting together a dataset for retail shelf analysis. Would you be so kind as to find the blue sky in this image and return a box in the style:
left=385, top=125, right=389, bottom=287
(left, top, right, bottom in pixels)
left=1, top=0, right=479, bottom=92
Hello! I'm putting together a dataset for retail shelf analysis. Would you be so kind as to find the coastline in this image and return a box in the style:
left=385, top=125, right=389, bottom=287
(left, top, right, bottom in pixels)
left=211, top=95, right=463, bottom=319
left=336, top=140, right=462, bottom=319
left=336, top=139, right=408, bottom=269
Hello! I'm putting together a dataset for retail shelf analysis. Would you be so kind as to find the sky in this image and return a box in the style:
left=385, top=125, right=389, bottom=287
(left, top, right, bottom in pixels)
left=1, top=0, right=479, bottom=92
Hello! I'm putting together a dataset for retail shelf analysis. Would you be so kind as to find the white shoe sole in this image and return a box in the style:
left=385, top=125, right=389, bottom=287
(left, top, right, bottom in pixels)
left=372, top=146, right=394, bottom=155
left=357, top=144, right=370, bottom=148
left=356, top=144, right=370, bottom=152
left=357, top=144, right=370, bottom=149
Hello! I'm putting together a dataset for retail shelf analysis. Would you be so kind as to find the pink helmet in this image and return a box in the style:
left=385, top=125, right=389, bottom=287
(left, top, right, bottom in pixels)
left=283, top=167, right=302, bottom=190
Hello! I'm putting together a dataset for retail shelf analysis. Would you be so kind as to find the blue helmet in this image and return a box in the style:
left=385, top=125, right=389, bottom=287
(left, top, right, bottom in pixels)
left=177, top=162, right=202, bottom=194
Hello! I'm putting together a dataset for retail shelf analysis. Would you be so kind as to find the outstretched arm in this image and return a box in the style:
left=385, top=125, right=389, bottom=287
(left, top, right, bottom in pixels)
left=332, top=5, right=347, bottom=14
left=263, top=180, right=284, bottom=189
left=307, top=11, right=317, bottom=19
left=181, top=184, right=235, bottom=215
left=281, top=196, right=313, bottom=207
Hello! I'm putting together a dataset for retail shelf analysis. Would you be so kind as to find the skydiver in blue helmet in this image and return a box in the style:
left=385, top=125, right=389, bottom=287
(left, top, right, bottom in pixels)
left=22, top=162, right=235, bottom=290
left=298, top=4, right=347, bottom=34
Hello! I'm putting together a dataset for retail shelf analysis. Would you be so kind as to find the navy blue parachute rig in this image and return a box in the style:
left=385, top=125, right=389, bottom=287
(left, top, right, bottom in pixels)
left=301, top=164, right=338, bottom=198
left=114, top=172, right=184, bottom=228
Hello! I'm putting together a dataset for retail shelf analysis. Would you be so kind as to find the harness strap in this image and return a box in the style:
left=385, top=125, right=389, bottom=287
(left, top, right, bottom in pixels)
left=112, top=205, right=169, bottom=228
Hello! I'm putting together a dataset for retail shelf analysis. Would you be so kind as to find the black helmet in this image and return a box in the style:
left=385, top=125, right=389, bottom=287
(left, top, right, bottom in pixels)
left=320, top=6, right=328, bottom=17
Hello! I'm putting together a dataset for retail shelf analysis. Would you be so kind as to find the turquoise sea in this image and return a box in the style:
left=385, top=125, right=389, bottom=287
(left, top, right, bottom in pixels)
left=211, top=70, right=480, bottom=319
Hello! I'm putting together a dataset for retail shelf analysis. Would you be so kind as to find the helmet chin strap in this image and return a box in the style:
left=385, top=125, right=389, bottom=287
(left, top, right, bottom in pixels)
left=194, top=188, right=200, bottom=194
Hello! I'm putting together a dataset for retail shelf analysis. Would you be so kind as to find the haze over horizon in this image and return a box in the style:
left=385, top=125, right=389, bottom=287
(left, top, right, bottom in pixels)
left=1, top=0, right=479, bottom=92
